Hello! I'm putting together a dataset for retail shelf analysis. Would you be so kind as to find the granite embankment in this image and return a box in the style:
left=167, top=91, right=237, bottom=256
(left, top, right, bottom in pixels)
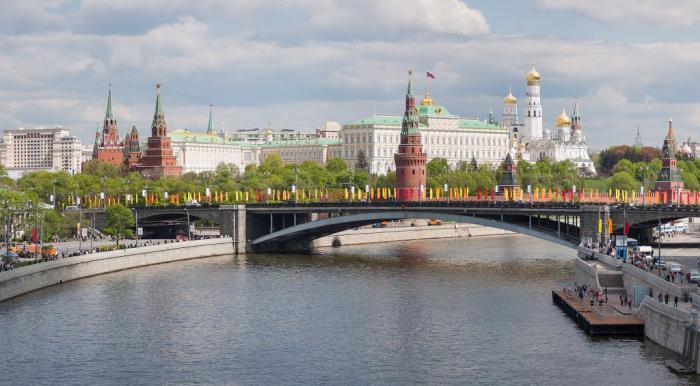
left=314, top=223, right=512, bottom=247
left=0, top=238, right=234, bottom=302
left=578, top=246, right=700, bottom=372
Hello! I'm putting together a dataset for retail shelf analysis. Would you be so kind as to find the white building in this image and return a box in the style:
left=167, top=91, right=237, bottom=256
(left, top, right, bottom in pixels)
left=503, top=65, right=596, bottom=175
left=260, top=138, right=340, bottom=165
left=0, top=127, right=82, bottom=178
left=169, top=129, right=259, bottom=173
left=341, top=94, right=510, bottom=174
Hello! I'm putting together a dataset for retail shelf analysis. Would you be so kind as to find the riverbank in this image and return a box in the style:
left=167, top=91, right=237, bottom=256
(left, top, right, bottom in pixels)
left=576, top=246, right=700, bottom=373
left=313, top=221, right=512, bottom=247
left=0, top=238, right=234, bottom=302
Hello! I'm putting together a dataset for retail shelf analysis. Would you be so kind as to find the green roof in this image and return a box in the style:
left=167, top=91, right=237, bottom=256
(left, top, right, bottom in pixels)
left=417, top=104, right=454, bottom=117
left=459, top=119, right=506, bottom=131
left=260, top=138, right=341, bottom=148
left=346, top=114, right=427, bottom=128
left=346, top=109, right=505, bottom=132
left=169, top=129, right=257, bottom=148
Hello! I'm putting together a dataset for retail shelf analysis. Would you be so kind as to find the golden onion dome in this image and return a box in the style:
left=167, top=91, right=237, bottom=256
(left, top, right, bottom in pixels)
left=555, top=107, right=571, bottom=127
left=503, top=90, right=517, bottom=105
left=526, top=64, right=540, bottom=85
left=421, top=93, right=435, bottom=106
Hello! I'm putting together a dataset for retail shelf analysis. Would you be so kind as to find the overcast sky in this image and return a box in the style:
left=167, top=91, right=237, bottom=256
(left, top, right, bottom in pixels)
left=2, top=0, right=700, bottom=149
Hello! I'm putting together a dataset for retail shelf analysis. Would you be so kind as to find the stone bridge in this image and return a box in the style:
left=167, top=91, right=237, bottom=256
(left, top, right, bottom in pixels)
left=80, top=201, right=700, bottom=253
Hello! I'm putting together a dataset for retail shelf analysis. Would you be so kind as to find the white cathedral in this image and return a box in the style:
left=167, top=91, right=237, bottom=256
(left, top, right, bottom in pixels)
left=501, top=64, right=597, bottom=175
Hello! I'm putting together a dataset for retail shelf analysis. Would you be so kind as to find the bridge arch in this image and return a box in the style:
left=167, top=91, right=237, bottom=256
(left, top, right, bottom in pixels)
left=250, top=211, right=578, bottom=252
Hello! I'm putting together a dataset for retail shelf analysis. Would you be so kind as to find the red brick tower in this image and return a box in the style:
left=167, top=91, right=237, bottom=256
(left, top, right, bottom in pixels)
left=94, top=83, right=124, bottom=166
left=655, top=118, right=684, bottom=202
left=137, top=83, right=182, bottom=178
left=394, top=71, right=427, bottom=201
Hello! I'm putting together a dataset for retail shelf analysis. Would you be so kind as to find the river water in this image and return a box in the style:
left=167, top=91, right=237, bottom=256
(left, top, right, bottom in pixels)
left=0, top=235, right=696, bottom=385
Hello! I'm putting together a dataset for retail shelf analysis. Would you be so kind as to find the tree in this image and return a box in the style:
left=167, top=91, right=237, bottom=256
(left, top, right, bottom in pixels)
left=103, top=204, right=134, bottom=246
left=82, top=160, right=121, bottom=178
left=355, top=149, right=369, bottom=171
left=607, top=171, right=639, bottom=192
left=325, top=158, right=348, bottom=174
left=470, top=156, right=478, bottom=172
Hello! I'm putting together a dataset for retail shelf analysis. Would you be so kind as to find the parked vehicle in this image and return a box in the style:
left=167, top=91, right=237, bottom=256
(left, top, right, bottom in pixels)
left=669, top=262, right=682, bottom=273
left=65, top=205, right=79, bottom=211
left=689, top=270, right=700, bottom=283
left=427, top=219, right=442, bottom=226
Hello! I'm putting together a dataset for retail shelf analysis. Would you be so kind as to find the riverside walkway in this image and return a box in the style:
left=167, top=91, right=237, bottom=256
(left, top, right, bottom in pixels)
left=552, top=289, right=644, bottom=335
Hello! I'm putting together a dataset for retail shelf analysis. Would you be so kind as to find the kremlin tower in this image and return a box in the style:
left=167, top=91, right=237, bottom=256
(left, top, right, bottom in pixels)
left=93, top=84, right=125, bottom=167
left=123, top=124, right=142, bottom=171
left=137, top=83, right=182, bottom=178
left=655, top=118, right=684, bottom=202
left=523, top=64, right=543, bottom=140
left=394, top=71, right=427, bottom=201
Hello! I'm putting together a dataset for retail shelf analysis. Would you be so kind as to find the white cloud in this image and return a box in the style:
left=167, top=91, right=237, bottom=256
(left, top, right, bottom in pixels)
left=537, top=0, right=700, bottom=27
left=305, top=0, right=489, bottom=37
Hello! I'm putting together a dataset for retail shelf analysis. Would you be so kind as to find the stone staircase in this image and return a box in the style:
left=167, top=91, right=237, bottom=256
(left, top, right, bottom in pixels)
left=598, top=271, right=626, bottom=296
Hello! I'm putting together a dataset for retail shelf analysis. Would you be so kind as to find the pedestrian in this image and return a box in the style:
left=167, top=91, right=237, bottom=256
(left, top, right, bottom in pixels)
left=658, top=293, right=663, bottom=302
left=674, top=296, right=678, bottom=308
left=604, top=286, right=608, bottom=296
left=620, top=294, right=624, bottom=306
left=665, top=293, right=669, bottom=305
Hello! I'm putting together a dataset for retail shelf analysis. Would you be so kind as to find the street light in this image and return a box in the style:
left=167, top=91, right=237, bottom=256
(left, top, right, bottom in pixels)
left=131, top=208, right=138, bottom=246
left=184, top=208, right=191, bottom=241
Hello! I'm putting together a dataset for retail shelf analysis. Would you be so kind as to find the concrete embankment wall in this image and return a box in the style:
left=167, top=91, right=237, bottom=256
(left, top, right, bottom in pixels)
left=578, top=247, right=622, bottom=269
left=574, top=257, right=600, bottom=290
left=314, top=223, right=512, bottom=247
left=0, top=238, right=234, bottom=302
left=622, top=264, right=687, bottom=300
left=638, top=296, right=690, bottom=355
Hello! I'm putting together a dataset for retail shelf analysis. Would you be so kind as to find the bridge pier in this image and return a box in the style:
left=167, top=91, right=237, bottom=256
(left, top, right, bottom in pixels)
left=218, top=205, right=247, bottom=255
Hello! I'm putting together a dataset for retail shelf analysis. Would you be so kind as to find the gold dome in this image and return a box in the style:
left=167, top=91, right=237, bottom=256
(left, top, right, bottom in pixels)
left=503, top=89, right=517, bottom=105
left=421, top=93, right=435, bottom=106
left=526, top=63, right=540, bottom=85
left=555, top=107, right=571, bottom=127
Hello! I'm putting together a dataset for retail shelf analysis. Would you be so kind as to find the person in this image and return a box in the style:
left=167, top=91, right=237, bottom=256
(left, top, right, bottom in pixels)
left=620, top=294, right=624, bottom=306
left=665, top=293, right=669, bottom=305
left=674, top=296, right=678, bottom=308
left=658, top=293, right=663, bottom=302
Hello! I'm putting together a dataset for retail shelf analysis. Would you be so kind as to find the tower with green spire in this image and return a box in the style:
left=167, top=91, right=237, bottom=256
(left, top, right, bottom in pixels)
left=94, top=83, right=124, bottom=166
left=394, top=70, right=427, bottom=201
left=137, top=83, right=182, bottom=178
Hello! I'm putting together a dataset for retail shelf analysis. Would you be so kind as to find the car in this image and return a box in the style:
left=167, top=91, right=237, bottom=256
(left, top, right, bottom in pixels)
left=689, top=270, right=700, bottom=283
left=1, top=252, right=19, bottom=262
left=669, top=263, right=682, bottom=273
left=64, top=205, right=79, bottom=211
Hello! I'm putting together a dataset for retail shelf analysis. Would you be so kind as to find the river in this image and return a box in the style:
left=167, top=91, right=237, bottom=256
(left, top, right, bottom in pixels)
left=0, top=235, right=696, bottom=385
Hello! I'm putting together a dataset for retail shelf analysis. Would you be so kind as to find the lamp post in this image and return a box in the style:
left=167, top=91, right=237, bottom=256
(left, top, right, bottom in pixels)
left=131, top=208, right=138, bottom=246
left=184, top=208, right=191, bottom=241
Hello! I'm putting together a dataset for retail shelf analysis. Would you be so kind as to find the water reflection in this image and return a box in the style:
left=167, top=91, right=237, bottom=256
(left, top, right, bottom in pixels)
left=0, top=234, right=697, bottom=385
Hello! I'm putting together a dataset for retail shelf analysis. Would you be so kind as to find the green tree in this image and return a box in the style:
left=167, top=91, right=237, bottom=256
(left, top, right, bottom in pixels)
left=355, top=149, right=369, bottom=171
left=103, top=204, right=134, bottom=246
left=325, top=158, right=348, bottom=174
left=607, top=171, right=639, bottom=192
left=82, top=160, right=121, bottom=178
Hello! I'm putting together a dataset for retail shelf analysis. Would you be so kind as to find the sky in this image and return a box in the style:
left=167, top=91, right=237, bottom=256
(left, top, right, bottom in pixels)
left=2, top=0, right=700, bottom=150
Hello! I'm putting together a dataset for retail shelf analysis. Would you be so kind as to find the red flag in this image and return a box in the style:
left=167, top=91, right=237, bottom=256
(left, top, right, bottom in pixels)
left=32, top=227, right=37, bottom=243
left=426, top=71, right=436, bottom=79
left=624, top=223, right=630, bottom=236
